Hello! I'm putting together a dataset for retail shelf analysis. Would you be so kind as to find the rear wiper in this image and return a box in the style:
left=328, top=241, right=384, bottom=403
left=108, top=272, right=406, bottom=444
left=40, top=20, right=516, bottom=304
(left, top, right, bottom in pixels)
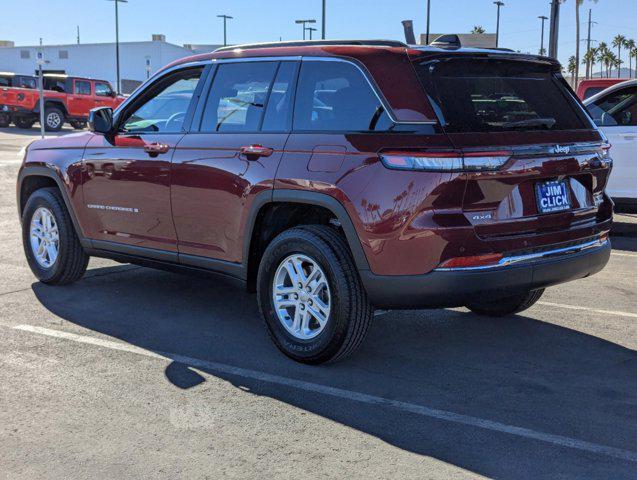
left=500, top=117, right=556, bottom=130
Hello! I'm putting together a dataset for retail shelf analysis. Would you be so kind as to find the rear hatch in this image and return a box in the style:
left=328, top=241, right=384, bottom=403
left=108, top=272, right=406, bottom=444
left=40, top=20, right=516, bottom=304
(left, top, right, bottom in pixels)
left=413, top=54, right=611, bottom=243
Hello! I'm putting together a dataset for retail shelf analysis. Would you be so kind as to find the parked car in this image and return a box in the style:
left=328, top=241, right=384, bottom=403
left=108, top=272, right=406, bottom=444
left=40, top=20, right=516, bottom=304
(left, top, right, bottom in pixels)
left=0, top=72, right=37, bottom=127
left=1, top=74, right=125, bottom=131
left=576, top=78, right=627, bottom=100
left=584, top=79, right=637, bottom=207
left=17, top=40, right=613, bottom=363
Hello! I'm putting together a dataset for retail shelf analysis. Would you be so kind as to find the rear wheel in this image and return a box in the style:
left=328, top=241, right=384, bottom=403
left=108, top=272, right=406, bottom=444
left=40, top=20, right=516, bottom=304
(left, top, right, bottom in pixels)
left=44, top=107, right=65, bottom=132
left=257, top=225, right=373, bottom=364
left=69, top=120, right=86, bottom=130
left=22, top=187, right=89, bottom=285
left=15, top=117, right=34, bottom=129
left=0, top=113, right=9, bottom=128
left=467, top=289, right=544, bottom=317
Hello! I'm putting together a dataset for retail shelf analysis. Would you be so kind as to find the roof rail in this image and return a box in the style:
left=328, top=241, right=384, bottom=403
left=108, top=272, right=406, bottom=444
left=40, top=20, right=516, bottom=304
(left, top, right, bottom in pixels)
left=214, top=39, right=408, bottom=52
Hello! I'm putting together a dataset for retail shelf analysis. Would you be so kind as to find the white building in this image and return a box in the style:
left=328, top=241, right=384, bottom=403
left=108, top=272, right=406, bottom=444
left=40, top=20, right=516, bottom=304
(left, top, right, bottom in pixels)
left=420, top=33, right=497, bottom=48
left=0, top=35, right=222, bottom=93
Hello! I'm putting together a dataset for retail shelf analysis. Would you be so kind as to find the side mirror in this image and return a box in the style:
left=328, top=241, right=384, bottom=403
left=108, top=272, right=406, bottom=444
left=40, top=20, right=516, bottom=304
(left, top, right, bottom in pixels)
left=88, top=107, right=113, bottom=134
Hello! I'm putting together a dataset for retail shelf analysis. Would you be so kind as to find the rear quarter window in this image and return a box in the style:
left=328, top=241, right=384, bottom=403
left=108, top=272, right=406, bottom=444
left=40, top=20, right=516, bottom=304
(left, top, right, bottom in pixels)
left=416, top=58, right=591, bottom=133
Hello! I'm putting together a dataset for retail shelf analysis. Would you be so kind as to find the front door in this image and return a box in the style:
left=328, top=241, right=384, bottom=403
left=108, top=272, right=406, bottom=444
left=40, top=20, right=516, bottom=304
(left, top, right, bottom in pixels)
left=67, top=79, right=93, bottom=118
left=82, top=66, right=205, bottom=254
left=171, top=61, right=298, bottom=264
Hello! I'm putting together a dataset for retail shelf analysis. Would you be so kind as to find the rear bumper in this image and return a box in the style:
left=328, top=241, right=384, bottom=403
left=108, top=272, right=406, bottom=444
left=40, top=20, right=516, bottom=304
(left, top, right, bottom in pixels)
left=360, top=238, right=610, bottom=309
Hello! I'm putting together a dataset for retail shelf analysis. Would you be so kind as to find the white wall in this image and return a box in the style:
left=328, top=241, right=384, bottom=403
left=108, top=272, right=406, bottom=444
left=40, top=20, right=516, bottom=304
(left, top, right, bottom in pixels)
left=0, top=41, right=221, bottom=92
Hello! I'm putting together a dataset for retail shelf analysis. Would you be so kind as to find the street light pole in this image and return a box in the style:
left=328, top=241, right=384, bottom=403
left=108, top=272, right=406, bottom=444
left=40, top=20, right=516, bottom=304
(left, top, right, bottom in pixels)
left=321, top=0, right=326, bottom=39
left=425, top=0, right=431, bottom=44
left=107, top=0, right=127, bottom=95
left=493, top=1, right=504, bottom=48
left=295, top=19, right=316, bottom=40
left=307, top=27, right=317, bottom=40
left=548, top=0, right=562, bottom=58
left=217, top=14, right=233, bottom=46
left=539, top=15, right=548, bottom=55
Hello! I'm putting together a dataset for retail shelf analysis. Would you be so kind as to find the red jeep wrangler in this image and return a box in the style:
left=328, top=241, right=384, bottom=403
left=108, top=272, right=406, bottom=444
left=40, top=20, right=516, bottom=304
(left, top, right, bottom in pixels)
left=17, top=40, right=612, bottom=363
left=1, top=74, right=124, bottom=131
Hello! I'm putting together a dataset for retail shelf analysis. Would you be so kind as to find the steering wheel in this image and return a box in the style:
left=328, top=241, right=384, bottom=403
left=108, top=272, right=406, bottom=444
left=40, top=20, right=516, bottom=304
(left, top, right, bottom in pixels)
left=165, top=111, right=186, bottom=131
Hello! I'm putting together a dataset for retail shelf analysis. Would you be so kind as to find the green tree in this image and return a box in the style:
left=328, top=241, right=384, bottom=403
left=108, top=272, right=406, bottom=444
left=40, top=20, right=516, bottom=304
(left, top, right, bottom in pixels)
left=625, top=39, right=636, bottom=78
left=567, top=55, right=578, bottom=86
left=597, top=42, right=609, bottom=77
left=613, top=34, right=627, bottom=77
left=471, top=25, right=486, bottom=34
left=582, top=48, right=597, bottom=79
left=631, top=46, right=637, bottom=78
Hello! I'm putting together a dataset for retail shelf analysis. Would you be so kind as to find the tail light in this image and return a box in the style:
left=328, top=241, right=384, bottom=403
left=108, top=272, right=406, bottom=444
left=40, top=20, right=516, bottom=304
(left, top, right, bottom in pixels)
left=438, top=253, right=504, bottom=269
left=380, top=150, right=512, bottom=172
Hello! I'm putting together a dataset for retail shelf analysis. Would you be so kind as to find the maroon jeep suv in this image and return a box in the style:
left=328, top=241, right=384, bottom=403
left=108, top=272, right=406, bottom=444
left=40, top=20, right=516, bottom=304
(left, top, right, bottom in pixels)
left=17, top=40, right=613, bottom=363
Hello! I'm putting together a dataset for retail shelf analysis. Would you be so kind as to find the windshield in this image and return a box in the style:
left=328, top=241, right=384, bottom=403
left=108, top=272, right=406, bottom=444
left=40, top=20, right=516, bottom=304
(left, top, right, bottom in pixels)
left=416, top=58, right=591, bottom=133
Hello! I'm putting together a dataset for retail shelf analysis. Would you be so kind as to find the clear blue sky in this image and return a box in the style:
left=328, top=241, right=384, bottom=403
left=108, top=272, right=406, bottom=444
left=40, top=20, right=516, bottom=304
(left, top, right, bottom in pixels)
left=1, top=0, right=636, bottom=67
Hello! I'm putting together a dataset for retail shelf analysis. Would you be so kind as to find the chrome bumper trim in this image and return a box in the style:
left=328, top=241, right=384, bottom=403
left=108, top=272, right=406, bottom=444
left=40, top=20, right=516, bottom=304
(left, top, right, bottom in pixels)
left=434, top=238, right=609, bottom=272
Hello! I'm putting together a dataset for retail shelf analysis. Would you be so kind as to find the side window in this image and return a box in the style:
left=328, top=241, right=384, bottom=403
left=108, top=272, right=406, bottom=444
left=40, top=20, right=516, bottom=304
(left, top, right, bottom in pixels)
left=587, top=87, right=637, bottom=127
left=0, top=77, right=9, bottom=87
left=74, top=80, right=91, bottom=95
left=293, top=61, right=391, bottom=132
left=120, top=67, right=203, bottom=134
left=200, top=62, right=277, bottom=132
left=95, top=82, right=115, bottom=97
left=16, top=76, right=36, bottom=89
left=262, top=62, right=298, bottom=132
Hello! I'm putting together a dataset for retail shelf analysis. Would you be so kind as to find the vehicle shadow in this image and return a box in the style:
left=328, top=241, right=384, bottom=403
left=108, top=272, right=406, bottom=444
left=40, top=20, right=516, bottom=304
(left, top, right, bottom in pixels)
left=31, top=265, right=637, bottom=479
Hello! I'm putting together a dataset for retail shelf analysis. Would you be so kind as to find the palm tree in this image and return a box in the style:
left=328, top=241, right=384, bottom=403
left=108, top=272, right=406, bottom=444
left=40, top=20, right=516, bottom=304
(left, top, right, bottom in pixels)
left=631, top=46, right=637, bottom=78
left=625, top=39, right=636, bottom=78
left=582, top=48, right=597, bottom=79
left=567, top=56, right=578, bottom=86
left=613, top=34, right=627, bottom=77
left=471, top=26, right=486, bottom=34
left=598, top=42, right=609, bottom=78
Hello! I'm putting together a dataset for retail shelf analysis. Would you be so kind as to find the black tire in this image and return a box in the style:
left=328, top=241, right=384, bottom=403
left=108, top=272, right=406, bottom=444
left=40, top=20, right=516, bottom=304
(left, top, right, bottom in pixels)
left=0, top=113, right=9, bottom=128
left=467, top=289, right=545, bottom=317
left=43, top=106, right=65, bottom=132
left=69, top=120, right=86, bottom=130
left=257, top=225, right=373, bottom=364
left=14, top=118, right=35, bottom=129
left=22, top=187, right=89, bottom=285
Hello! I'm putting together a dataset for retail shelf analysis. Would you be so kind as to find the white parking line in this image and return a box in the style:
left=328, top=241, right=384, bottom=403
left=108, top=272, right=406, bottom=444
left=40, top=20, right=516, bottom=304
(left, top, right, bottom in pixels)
left=538, top=301, right=637, bottom=319
left=611, top=252, right=637, bottom=258
left=11, top=323, right=637, bottom=463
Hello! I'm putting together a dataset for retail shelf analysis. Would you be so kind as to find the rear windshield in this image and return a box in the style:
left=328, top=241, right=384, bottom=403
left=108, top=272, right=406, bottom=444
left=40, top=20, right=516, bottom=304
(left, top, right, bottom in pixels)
left=416, top=58, right=591, bottom=133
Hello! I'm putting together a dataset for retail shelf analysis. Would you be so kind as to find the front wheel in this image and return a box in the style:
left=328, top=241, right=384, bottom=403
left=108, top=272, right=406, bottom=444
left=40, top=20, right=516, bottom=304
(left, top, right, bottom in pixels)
left=257, top=225, right=373, bottom=364
left=44, top=107, right=65, bottom=132
left=22, top=188, right=89, bottom=285
left=467, top=289, right=544, bottom=317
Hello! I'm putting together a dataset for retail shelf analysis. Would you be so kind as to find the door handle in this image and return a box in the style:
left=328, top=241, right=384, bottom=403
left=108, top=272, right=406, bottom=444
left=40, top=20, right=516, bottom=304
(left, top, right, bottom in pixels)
left=144, top=143, right=170, bottom=156
left=240, top=144, right=274, bottom=158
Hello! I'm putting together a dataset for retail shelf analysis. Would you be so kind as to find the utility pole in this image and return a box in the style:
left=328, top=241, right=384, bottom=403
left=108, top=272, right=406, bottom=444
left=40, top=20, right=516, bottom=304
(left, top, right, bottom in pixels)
left=321, top=0, right=326, bottom=39
left=295, top=19, right=316, bottom=40
left=107, top=0, right=127, bottom=95
left=217, top=14, right=233, bottom=46
left=548, top=0, right=562, bottom=58
left=76, top=26, right=80, bottom=45
left=425, top=0, right=431, bottom=44
left=494, top=1, right=505, bottom=48
left=538, top=15, right=548, bottom=55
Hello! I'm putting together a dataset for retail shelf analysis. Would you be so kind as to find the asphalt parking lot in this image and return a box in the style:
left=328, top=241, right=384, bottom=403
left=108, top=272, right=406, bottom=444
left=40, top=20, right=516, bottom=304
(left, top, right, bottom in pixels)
left=0, top=127, right=635, bottom=479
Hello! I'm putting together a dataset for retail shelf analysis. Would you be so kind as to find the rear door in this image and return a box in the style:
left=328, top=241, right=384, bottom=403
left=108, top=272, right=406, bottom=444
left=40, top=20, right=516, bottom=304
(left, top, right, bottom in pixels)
left=171, top=60, right=296, bottom=265
left=415, top=56, right=608, bottom=243
left=82, top=65, right=205, bottom=254
left=586, top=85, right=637, bottom=200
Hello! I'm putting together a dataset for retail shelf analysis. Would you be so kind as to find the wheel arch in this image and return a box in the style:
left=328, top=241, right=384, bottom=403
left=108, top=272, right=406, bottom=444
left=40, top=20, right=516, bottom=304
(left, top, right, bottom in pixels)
left=17, top=166, right=89, bottom=248
left=243, top=189, right=370, bottom=291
